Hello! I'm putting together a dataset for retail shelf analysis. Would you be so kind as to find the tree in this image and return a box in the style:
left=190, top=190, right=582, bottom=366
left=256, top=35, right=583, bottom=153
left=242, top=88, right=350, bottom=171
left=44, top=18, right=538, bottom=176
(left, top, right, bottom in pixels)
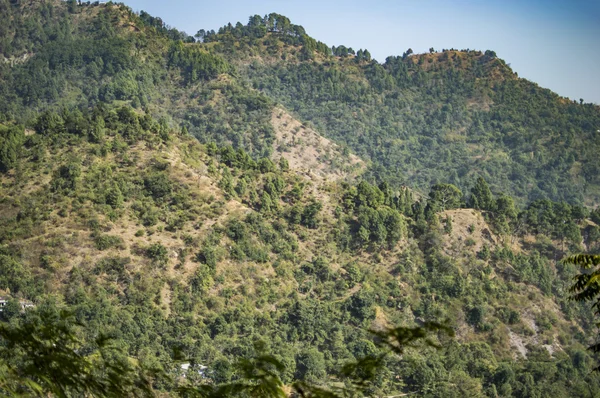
left=260, top=192, right=273, bottom=213
left=495, top=193, right=517, bottom=220
left=585, top=225, right=600, bottom=251
left=295, top=348, right=326, bottom=384
left=146, top=243, right=169, bottom=267
left=144, top=172, right=172, bottom=200
left=469, top=177, right=495, bottom=211
left=180, top=323, right=453, bottom=398
left=428, top=183, right=463, bottom=211
left=0, top=125, right=24, bottom=172
left=66, top=0, right=77, bottom=13
left=195, top=29, right=206, bottom=41
left=35, top=111, right=65, bottom=136
left=0, top=310, right=154, bottom=396
left=301, top=200, right=322, bottom=229
left=444, top=216, right=453, bottom=234
left=258, top=158, right=275, bottom=173
left=51, top=162, right=82, bottom=194
left=219, top=168, right=235, bottom=197
left=381, top=207, right=406, bottom=247
left=0, top=298, right=21, bottom=321
left=88, top=116, right=105, bottom=143
left=565, top=254, right=600, bottom=368
left=353, top=181, right=384, bottom=209
left=278, top=157, right=289, bottom=172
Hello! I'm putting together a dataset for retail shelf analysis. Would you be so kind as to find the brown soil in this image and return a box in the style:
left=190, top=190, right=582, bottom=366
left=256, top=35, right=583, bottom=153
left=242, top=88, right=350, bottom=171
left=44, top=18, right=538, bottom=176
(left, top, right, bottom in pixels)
left=271, top=108, right=364, bottom=181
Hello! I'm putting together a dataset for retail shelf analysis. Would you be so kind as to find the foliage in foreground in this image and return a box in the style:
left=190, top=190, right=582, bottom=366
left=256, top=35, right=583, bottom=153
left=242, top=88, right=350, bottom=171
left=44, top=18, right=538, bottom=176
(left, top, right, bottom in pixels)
left=567, top=254, right=600, bottom=368
left=0, top=308, right=154, bottom=397
left=0, top=308, right=451, bottom=398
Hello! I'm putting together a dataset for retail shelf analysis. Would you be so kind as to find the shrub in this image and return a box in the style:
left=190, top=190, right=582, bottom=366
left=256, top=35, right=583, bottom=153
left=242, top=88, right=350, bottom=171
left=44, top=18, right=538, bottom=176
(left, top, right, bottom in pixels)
left=104, top=186, right=124, bottom=208
left=146, top=243, right=169, bottom=267
left=95, top=256, right=131, bottom=278
left=94, top=234, right=125, bottom=250
left=51, top=162, right=81, bottom=193
left=0, top=125, right=24, bottom=172
left=144, top=173, right=172, bottom=200
left=301, top=200, right=322, bottom=229
left=197, top=245, right=220, bottom=269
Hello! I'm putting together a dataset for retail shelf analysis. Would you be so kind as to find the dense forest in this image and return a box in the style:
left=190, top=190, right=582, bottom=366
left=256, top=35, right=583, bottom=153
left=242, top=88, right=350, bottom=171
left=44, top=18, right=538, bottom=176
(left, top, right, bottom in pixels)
left=1, top=0, right=600, bottom=396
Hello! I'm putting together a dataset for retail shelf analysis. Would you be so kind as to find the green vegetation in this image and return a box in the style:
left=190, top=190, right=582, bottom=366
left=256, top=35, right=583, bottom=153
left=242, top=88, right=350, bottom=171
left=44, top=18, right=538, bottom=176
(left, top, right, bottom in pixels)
left=219, top=22, right=600, bottom=205
left=0, top=308, right=154, bottom=397
left=0, top=101, right=597, bottom=396
left=0, top=1, right=600, bottom=396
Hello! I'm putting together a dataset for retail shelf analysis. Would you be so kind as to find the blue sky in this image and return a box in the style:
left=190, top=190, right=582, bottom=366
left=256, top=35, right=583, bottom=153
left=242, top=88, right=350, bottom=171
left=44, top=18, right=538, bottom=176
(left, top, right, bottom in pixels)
left=121, top=0, right=600, bottom=104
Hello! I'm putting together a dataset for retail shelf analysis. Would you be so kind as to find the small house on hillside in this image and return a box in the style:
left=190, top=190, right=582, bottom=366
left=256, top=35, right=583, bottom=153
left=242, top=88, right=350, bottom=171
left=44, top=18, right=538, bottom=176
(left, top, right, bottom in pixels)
left=180, top=363, right=208, bottom=378
left=0, top=296, right=35, bottom=312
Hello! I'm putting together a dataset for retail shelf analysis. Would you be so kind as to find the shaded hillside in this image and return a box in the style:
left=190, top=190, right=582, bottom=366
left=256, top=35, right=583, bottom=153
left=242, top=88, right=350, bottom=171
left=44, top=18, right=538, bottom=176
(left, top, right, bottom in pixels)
left=205, top=19, right=600, bottom=206
left=0, top=0, right=277, bottom=158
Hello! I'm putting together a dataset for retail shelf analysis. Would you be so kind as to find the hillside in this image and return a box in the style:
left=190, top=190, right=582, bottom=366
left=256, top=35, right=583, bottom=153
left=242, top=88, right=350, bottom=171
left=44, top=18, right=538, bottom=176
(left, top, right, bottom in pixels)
left=1, top=1, right=600, bottom=206
left=2, top=100, right=600, bottom=396
left=207, top=19, right=600, bottom=206
left=0, top=1, right=600, bottom=397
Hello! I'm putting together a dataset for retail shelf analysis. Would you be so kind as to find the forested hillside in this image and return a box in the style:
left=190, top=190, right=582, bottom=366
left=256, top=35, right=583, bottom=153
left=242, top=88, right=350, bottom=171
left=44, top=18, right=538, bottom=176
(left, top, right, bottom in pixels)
left=219, top=25, right=600, bottom=206
left=1, top=1, right=600, bottom=396
left=2, top=0, right=600, bottom=206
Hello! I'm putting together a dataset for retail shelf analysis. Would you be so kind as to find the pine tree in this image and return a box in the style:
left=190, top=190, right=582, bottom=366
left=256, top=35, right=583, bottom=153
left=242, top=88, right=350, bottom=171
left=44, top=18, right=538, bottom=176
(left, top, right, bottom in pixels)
left=469, top=177, right=495, bottom=211
left=0, top=125, right=24, bottom=172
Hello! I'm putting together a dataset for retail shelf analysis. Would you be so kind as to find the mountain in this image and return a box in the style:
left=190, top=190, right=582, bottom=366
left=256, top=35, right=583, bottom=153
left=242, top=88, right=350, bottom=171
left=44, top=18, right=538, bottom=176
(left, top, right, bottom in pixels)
left=1, top=1, right=600, bottom=396
left=214, top=24, right=600, bottom=207
left=2, top=1, right=600, bottom=206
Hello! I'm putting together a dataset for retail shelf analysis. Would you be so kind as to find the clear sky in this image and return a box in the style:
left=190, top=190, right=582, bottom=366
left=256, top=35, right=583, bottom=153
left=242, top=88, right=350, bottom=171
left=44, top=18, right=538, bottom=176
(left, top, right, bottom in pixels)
left=121, top=0, right=600, bottom=104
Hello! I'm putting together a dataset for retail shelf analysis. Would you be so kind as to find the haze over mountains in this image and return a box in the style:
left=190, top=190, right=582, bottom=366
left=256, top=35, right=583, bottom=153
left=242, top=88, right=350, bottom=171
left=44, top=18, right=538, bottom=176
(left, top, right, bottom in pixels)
left=1, top=1, right=600, bottom=396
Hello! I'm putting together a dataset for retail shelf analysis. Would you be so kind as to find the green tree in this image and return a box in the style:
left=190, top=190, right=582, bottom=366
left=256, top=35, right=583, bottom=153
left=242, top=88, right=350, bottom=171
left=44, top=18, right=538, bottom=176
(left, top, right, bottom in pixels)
left=0, top=311, right=154, bottom=396
left=35, top=111, right=65, bottom=136
left=144, top=173, right=172, bottom=200
left=51, top=162, right=81, bottom=193
left=495, top=193, right=517, bottom=219
left=566, top=254, right=600, bottom=367
left=469, top=177, right=495, bottom=211
left=353, top=181, right=384, bottom=209
left=0, top=125, right=24, bottom=173
left=428, top=183, right=463, bottom=211
left=301, top=200, right=322, bottom=229
left=278, top=156, right=289, bottom=171
left=146, top=243, right=169, bottom=267
left=295, top=348, right=326, bottom=384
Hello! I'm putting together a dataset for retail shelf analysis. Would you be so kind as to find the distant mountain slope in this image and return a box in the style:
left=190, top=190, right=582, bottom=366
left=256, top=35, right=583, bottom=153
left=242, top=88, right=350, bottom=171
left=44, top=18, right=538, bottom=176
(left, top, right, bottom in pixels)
left=2, top=1, right=600, bottom=207
left=201, top=19, right=600, bottom=205
left=1, top=102, right=599, bottom=396
left=243, top=50, right=600, bottom=206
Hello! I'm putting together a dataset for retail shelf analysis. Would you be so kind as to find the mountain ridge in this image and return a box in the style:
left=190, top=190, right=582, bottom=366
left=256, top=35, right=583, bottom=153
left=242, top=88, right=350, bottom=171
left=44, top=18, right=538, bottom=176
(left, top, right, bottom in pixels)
left=2, top=1, right=599, bottom=206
